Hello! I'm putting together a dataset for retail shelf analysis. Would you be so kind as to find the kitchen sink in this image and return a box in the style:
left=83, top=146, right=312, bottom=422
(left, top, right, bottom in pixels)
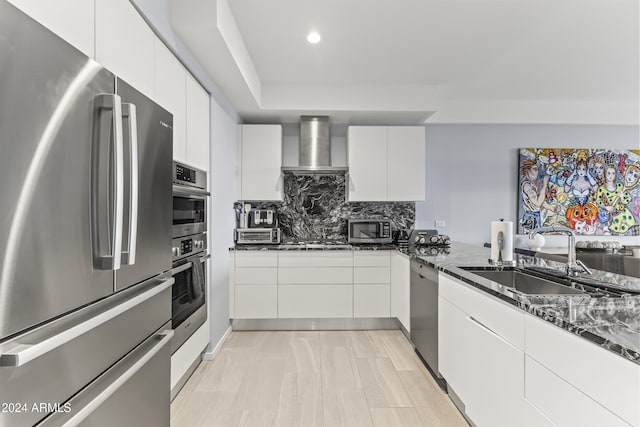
left=460, top=268, right=586, bottom=295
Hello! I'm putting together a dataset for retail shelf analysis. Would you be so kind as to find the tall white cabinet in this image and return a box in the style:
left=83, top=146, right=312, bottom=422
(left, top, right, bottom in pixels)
left=154, top=40, right=187, bottom=163
left=185, top=74, right=210, bottom=172
left=347, top=126, right=425, bottom=202
left=238, top=125, right=283, bottom=201
left=154, top=43, right=210, bottom=172
left=95, top=0, right=155, bottom=100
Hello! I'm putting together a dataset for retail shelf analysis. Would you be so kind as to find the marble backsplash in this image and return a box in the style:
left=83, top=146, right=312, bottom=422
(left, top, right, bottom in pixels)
left=247, top=175, right=414, bottom=240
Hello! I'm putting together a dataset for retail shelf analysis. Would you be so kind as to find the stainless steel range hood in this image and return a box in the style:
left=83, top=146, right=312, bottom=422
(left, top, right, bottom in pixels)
left=281, top=116, right=348, bottom=175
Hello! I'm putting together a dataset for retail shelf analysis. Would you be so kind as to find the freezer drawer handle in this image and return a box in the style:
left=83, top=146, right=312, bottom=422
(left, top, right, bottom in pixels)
left=121, top=103, right=138, bottom=266
left=40, top=330, right=174, bottom=427
left=0, top=278, right=174, bottom=367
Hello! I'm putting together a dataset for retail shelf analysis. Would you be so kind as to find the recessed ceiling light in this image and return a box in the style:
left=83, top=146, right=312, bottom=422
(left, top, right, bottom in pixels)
left=307, top=32, right=321, bottom=44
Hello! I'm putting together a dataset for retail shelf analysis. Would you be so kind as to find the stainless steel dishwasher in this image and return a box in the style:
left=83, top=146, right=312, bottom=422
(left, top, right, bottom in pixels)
left=410, top=259, right=445, bottom=386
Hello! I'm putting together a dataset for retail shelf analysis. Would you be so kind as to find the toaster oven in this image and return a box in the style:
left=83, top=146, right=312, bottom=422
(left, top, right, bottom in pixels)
left=235, top=228, right=281, bottom=245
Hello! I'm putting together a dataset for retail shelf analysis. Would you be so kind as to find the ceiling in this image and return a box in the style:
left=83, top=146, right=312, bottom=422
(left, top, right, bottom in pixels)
left=170, top=0, right=639, bottom=125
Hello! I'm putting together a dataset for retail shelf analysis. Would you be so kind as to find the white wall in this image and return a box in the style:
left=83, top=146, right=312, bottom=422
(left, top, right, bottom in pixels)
left=208, top=100, right=237, bottom=345
left=416, top=124, right=640, bottom=247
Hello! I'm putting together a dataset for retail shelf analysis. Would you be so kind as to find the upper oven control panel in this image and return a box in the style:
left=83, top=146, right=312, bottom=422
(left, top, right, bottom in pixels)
left=172, top=161, right=207, bottom=190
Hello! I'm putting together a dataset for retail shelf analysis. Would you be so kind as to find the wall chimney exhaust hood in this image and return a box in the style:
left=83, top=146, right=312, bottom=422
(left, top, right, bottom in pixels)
left=281, top=116, right=348, bottom=175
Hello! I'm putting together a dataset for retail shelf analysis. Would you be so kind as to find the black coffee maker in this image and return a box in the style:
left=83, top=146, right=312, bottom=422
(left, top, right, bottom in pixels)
left=392, top=229, right=411, bottom=250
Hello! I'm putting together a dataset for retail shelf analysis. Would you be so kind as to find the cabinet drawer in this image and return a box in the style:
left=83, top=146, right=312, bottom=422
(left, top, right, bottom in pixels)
left=353, top=251, right=391, bottom=267
left=354, top=267, right=390, bottom=284
left=525, top=356, right=631, bottom=427
left=235, top=251, right=278, bottom=267
left=278, top=252, right=352, bottom=267
left=278, top=267, right=352, bottom=284
left=354, top=285, right=390, bottom=318
left=278, top=285, right=352, bottom=318
left=235, top=267, right=277, bottom=285
left=525, top=315, right=639, bottom=426
left=235, top=285, right=277, bottom=319
left=523, top=399, right=557, bottom=427
left=439, top=273, right=524, bottom=349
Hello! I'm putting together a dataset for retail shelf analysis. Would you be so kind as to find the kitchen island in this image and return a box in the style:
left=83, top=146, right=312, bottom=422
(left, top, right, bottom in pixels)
left=413, top=242, right=640, bottom=363
left=415, top=242, right=640, bottom=427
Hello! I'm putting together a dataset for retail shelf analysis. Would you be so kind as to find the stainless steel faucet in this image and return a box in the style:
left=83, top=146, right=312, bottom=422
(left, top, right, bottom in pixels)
left=529, top=226, right=592, bottom=277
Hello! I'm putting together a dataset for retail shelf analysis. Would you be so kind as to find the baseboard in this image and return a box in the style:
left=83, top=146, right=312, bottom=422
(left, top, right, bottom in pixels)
left=202, top=325, right=232, bottom=361
left=231, top=317, right=399, bottom=331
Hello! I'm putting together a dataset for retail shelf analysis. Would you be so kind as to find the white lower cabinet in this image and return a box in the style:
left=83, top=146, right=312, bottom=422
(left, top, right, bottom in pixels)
left=391, top=252, right=411, bottom=332
left=525, top=356, right=630, bottom=427
left=354, top=284, right=390, bottom=317
left=235, top=285, right=277, bottom=319
left=279, top=284, right=352, bottom=318
left=231, top=250, right=402, bottom=320
left=353, top=252, right=391, bottom=318
left=524, top=400, right=557, bottom=427
left=525, top=314, right=639, bottom=427
left=439, top=274, right=525, bottom=427
left=233, top=251, right=277, bottom=319
left=464, top=314, right=524, bottom=427
left=278, top=251, right=353, bottom=318
left=439, top=272, right=639, bottom=427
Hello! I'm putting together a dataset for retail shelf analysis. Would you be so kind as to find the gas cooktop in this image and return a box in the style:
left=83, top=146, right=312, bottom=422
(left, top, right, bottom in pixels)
left=280, top=239, right=352, bottom=249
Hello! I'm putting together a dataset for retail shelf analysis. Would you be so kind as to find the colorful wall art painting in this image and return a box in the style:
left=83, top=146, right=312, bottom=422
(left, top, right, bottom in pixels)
left=517, top=148, right=640, bottom=236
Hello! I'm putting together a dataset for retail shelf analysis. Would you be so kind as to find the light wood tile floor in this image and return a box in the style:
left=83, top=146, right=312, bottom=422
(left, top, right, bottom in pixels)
left=171, top=330, right=468, bottom=427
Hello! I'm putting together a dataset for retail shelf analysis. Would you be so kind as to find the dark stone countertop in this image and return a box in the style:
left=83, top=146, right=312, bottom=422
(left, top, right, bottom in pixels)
left=230, top=243, right=398, bottom=251
left=413, top=242, right=640, bottom=364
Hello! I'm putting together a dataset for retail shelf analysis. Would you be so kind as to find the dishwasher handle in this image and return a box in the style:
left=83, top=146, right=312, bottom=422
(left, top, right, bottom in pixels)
left=410, top=260, right=439, bottom=282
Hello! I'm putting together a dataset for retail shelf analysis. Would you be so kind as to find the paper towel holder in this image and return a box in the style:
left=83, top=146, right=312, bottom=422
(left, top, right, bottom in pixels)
left=489, top=219, right=516, bottom=267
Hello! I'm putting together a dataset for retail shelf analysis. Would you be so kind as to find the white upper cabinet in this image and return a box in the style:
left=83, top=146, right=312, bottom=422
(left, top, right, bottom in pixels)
left=95, top=0, right=155, bottom=99
left=154, top=39, right=187, bottom=164
left=185, top=73, right=210, bottom=172
left=348, top=126, right=425, bottom=202
left=8, top=0, right=94, bottom=58
left=348, top=126, right=388, bottom=201
left=387, top=127, right=425, bottom=201
left=239, top=125, right=283, bottom=201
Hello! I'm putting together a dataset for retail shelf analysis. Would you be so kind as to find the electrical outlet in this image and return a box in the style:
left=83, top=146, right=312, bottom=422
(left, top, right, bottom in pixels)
left=435, top=220, right=446, bottom=227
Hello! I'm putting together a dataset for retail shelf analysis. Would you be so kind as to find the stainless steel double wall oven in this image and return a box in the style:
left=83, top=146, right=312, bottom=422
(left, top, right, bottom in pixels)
left=170, top=162, right=209, bottom=354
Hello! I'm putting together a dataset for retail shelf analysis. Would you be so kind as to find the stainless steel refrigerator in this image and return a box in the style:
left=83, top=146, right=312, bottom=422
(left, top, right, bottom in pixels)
left=0, top=2, right=174, bottom=425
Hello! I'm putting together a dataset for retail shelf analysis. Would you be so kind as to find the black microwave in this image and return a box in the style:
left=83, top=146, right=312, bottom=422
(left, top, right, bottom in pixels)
left=348, top=218, right=392, bottom=244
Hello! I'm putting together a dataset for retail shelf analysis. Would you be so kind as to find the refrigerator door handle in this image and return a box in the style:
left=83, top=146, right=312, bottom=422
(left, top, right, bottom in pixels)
left=0, top=278, right=174, bottom=367
left=121, top=103, right=138, bottom=266
left=38, top=329, right=174, bottom=427
left=92, top=93, right=124, bottom=271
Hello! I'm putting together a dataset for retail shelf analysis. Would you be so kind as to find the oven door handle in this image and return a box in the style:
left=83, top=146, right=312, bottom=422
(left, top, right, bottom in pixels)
left=199, top=254, right=211, bottom=262
left=168, top=262, right=193, bottom=276
left=172, top=185, right=210, bottom=198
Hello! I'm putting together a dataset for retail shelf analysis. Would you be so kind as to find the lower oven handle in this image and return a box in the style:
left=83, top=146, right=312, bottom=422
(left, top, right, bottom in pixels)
left=39, top=329, right=174, bottom=427
left=0, top=278, right=174, bottom=367
left=168, top=262, right=193, bottom=276
left=199, top=254, right=211, bottom=262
